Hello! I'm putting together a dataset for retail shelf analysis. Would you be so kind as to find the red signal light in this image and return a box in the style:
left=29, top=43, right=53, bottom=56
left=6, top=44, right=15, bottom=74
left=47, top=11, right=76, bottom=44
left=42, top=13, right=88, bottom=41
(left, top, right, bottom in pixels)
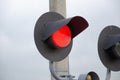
left=51, top=25, right=72, bottom=48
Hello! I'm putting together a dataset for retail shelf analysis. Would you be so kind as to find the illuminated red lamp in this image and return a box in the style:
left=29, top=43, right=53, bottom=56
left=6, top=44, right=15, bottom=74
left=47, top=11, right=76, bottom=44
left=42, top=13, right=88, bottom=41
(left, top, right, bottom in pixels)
left=51, top=25, right=71, bottom=48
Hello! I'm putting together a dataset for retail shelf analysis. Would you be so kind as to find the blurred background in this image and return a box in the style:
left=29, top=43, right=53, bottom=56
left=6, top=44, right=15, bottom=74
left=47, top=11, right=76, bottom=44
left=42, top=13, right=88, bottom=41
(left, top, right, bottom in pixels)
left=0, top=0, right=120, bottom=80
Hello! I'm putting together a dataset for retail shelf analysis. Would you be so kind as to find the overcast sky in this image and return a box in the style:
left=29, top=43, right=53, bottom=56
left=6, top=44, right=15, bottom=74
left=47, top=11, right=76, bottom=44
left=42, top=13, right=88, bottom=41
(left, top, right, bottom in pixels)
left=0, top=0, right=120, bottom=80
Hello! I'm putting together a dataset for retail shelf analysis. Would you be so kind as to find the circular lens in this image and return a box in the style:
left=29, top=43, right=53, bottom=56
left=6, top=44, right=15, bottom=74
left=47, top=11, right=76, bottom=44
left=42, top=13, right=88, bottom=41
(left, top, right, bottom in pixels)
left=86, top=75, right=92, bottom=80
left=51, top=25, right=71, bottom=48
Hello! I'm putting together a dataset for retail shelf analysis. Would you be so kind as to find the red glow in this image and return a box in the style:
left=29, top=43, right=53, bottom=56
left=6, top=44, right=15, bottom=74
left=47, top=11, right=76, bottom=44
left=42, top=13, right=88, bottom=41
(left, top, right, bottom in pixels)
left=51, top=25, right=71, bottom=48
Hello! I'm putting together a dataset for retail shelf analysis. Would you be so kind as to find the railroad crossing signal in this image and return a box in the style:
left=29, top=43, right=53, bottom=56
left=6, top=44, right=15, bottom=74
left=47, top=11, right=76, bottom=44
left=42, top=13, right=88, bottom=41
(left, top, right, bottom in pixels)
left=34, top=12, right=88, bottom=61
left=98, top=25, right=120, bottom=71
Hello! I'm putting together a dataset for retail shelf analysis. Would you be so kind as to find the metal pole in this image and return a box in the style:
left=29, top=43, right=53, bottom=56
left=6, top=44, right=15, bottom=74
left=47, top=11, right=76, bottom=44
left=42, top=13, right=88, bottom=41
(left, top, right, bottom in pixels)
left=105, top=69, right=111, bottom=80
left=49, top=0, right=69, bottom=80
left=49, top=0, right=66, bottom=17
left=49, top=61, right=62, bottom=80
left=49, top=61, right=75, bottom=80
left=49, top=61, right=68, bottom=80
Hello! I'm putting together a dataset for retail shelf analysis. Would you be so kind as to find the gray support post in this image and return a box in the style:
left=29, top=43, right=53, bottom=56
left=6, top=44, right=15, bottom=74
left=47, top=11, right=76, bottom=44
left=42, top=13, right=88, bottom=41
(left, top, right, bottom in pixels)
left=105, top=69, right=111, bottom=80
left=49, top=0, right=69, bottom=80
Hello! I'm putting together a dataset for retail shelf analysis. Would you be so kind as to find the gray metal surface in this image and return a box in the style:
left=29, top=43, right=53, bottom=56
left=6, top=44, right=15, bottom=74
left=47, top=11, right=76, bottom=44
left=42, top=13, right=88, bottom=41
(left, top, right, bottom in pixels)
left=49, top=1, right=69, bottom=80
left=34, top=12, right=73, bottom=61
left=49, top=61, right=62, bottom=80
left=105, top=69, right=111, bottom=80
left=49, top=61, right=74, bottom=80
left=98, top=25, right=120, bottom=71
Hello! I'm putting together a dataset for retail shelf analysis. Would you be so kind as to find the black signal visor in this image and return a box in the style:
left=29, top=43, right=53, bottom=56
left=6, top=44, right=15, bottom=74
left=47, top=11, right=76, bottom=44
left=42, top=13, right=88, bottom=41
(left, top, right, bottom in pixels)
left=103, top=34, right=120, bottom=50
left=67, top=16, right=88, bottom=38
left=42, top=16, right=89, bottom=41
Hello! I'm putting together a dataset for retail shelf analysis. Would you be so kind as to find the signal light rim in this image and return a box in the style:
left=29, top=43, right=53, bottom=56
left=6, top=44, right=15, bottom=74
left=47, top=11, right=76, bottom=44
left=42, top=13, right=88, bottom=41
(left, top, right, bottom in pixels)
left=34, top=12, right=73, bottom=61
